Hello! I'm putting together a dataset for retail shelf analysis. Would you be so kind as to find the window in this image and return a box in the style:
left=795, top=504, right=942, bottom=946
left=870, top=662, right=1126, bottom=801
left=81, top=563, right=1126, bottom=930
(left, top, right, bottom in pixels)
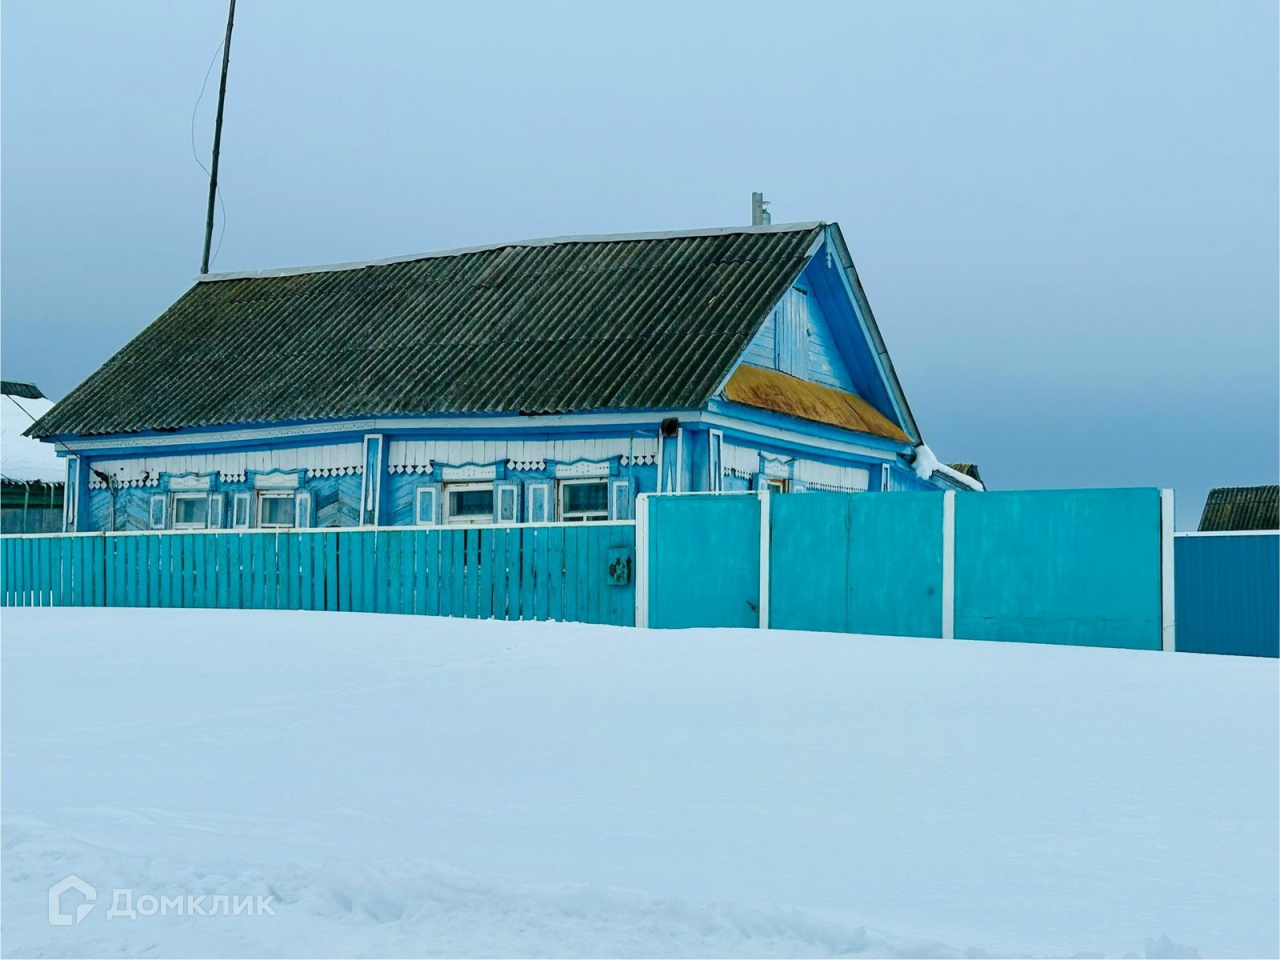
left=765, top=477, right=788, bottom=495
left=172, top=493, right=209, bottom=529
left=444, top=482, right=494, bottom=524
left=258, top=491, right=296, bottom=528
left=560, top=479, right=609, bottom=522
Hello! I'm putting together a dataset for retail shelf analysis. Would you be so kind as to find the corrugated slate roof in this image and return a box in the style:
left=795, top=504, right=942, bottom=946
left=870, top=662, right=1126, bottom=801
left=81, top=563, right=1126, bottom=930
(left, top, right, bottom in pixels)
left=1, top=380, right=46, bottom=400
left=1198, top=485, right=1279, bottom=532
left=30, top=224, right=825, bottom=439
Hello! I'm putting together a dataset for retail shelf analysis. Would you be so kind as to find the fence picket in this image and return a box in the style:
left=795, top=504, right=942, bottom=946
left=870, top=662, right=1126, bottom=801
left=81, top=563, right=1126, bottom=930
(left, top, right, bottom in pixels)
left=2, top=522, right=637, bottom=627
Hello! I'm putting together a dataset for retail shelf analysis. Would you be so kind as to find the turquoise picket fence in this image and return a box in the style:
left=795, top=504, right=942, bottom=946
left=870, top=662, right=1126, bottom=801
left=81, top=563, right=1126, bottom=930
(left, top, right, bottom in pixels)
left=0, top=523, right=636, bottom=626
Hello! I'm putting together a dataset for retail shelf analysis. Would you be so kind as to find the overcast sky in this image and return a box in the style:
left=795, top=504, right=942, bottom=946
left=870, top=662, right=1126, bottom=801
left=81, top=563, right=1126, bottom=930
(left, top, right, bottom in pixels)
left=3, top=0, right=1276, bottom=526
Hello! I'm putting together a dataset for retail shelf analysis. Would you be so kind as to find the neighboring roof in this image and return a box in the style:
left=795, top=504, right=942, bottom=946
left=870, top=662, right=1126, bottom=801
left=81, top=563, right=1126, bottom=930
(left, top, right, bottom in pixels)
left=31, top=224, right=827, bottom=439
left=723, top=364, right=911, bottom=444
left=948, top=463, right=983, bottom=486
left=2, top=391, right=63, bottom=484
left=1198, top=485, right=1279, bottom=532
left=1, top=380, right=47, bottom=400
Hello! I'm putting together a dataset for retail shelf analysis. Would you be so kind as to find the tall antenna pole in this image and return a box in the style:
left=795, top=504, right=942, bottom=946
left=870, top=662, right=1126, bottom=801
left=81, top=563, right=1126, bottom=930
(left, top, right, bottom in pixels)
left=200, top=0, right=237, bottom=275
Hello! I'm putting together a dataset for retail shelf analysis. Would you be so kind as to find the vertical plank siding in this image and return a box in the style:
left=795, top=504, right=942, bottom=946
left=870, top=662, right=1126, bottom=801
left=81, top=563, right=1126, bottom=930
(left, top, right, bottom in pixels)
left=0, top=524, right=636, bottom=627
left=1175, top=533, right=1279, bottom=658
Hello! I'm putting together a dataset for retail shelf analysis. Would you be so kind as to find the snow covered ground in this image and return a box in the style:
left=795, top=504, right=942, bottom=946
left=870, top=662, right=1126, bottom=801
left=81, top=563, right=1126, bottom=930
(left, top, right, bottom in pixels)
left=2, top=608, right=1276, bottom=959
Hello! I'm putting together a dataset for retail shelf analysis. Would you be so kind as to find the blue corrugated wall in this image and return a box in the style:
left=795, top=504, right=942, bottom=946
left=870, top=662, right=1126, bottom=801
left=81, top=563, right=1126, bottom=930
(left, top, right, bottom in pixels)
left=1175, top=533, right=1279, bottom=658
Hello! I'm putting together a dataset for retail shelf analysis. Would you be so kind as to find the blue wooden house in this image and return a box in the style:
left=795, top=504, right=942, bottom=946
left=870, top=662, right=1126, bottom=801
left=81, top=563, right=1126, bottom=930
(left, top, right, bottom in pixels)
left=29, top=221, right=980, bottom=532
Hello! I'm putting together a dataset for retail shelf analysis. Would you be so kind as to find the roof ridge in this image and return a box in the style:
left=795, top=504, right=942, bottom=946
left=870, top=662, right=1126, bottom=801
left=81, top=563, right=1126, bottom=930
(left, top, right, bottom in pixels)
left=196, top=222, right=827, bottom=284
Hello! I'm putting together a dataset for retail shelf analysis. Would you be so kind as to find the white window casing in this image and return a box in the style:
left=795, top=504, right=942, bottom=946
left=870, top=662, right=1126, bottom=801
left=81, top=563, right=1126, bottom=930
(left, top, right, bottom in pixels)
left=258, top=491, right=296, bottom=529
left=443, top=482, right=495, bottom=525
left=171, top=492, right=210, bottom=529
left=559, top=478, right=610, bottom=522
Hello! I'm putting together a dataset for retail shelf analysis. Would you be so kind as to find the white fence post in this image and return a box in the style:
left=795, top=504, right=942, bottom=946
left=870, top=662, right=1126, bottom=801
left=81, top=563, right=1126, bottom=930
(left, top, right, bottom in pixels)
left=1161, top=488, right=1176, bottom=652
left=942, top=490, right=956, bottom=639
left=758, top=488, right=771, bottom=630
left=634, top=493, right=650, bottom=629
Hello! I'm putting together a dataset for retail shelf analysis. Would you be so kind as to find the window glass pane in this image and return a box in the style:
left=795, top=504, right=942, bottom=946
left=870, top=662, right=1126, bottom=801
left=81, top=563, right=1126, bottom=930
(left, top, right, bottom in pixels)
left=564, top=481, right=608, bottom=515
left=175, top=497, right=208, bottom=526
left=450, top=487, right=494, bottom=517
left=261, top=495, right=295, bottom=526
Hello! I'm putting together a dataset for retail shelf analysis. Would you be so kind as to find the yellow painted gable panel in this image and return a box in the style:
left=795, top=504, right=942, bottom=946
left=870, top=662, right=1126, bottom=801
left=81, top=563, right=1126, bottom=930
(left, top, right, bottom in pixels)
left=724, top=365, right=910, bottom=444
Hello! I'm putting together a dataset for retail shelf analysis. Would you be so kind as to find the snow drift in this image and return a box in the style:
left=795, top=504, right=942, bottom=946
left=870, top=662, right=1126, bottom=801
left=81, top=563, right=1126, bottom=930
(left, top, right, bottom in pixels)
left=2, top=609, right=1276, bottom=958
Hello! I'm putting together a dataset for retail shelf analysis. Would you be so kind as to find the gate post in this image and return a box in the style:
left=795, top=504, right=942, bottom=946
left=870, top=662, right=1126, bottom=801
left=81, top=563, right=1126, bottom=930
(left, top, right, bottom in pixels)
left=942, top=490, right=955, bottom=639
left=635, top=493, right=650, bottom=628
left=1161, top=488, right=1176, bottom=652
left=758, top=488, right=770, bottom=629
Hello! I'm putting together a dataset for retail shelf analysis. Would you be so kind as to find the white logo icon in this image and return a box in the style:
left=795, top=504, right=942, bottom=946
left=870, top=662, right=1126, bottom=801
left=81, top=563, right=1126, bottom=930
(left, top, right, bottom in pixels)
left=49, top=875, right=96, bottom=925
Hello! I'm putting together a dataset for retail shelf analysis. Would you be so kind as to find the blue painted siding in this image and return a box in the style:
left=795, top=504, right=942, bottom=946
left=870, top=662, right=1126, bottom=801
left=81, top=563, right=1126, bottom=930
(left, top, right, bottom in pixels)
left=741, top=271, right=856, bottom=392
left=88, top=487, right=152, bottom=532
left=954, top=489, right=1163, bottom=649
left=1175, top=534, right=1279, bottom=657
